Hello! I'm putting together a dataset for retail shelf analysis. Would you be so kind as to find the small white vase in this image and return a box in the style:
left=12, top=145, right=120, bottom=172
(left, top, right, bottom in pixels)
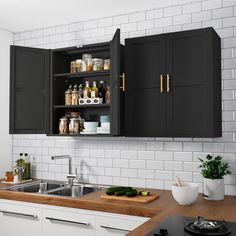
left=203, top=177, right=224, bottom=200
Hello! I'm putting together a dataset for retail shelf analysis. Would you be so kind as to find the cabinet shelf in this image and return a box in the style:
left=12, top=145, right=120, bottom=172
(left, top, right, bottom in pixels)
left=53, top=70, right=110, bottom=79
left=54, top=104, right=110, bottom=109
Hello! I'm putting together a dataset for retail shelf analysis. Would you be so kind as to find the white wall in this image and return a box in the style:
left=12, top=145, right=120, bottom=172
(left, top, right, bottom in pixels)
left=0, top=29, right=13, bottom=177
left=13, top=0, right=236, bottom=195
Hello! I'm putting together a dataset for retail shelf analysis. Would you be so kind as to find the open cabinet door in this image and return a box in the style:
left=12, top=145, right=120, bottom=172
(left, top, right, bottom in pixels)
left=10, top=46, right=50, bottom=134
left=110, top=29, right=124, bottom=135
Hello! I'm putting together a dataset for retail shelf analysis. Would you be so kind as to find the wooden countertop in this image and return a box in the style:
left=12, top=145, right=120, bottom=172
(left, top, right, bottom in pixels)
left=0, top=181, right=236, bottom=236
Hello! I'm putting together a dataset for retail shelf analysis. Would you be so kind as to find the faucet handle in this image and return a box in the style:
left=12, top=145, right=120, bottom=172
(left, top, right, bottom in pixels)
left=67, top=173, right=77, bottom=179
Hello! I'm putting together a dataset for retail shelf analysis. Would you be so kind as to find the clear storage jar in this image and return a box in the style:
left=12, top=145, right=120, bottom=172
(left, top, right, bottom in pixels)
left=75, top=59, right=83, bottom=72
left=69, top=117, right=80, bottom=134
left=59, top=117, right=68, bottom=134
left=82, top=54, right=92, bottom=72
left=92, top=58, right=103, bottom=71
left=103, top=59, right=110, bottom=70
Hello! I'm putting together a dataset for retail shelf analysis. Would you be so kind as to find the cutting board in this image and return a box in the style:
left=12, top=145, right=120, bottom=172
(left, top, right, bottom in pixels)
left=100, top=192, right=159, bottom=203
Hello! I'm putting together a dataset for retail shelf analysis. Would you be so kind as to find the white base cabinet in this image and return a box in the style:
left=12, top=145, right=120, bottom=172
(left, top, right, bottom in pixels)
left=0, top=201, right=42, bottom=236
left=0, top=200, right=149, bottom=236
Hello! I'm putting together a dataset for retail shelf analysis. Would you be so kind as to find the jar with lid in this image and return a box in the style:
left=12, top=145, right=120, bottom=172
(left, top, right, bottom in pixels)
left=70, top=61, right=76, bottom=74
left=82, top=54, right=92, bottom=72
left=65, top=85, right=72, bottom=106
left=59, top=117, right=68, bottom=134
left=75, top=59, right=83, bottom=73
left=103, top=59, right=110, bottom=70
left=69, top=117, right=80, bottom=134
left=71, top=84, right=79, bottom=105
left=92, top=58, right=103, bottom=71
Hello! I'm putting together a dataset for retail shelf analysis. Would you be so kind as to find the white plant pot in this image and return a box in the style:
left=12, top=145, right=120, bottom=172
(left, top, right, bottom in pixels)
left=203, top=177, right=224, bottom=200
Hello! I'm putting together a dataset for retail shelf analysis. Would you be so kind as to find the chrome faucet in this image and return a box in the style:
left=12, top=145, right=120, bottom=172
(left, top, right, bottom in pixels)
left=51, top=155, right=77, bottom=186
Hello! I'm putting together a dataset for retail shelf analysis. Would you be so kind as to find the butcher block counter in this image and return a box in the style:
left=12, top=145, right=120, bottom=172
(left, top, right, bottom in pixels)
left=0, top=181, right=236, bottom=236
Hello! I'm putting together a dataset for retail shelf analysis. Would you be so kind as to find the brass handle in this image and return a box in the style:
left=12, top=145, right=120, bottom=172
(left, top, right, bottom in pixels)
left=167, top=74, right=170, bottom=93
left=160, top=74, right=164, bottom=93
left=120, top=73, right=125, bottom=92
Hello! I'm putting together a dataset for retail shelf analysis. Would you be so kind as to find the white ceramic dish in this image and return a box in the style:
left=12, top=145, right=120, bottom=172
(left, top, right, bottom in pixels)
left=172, top=182, right=199, bottom=205
left=81, top=131, right=97, bottom=135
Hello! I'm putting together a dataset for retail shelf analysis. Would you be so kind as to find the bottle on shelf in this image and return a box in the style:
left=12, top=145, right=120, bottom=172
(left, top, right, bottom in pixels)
left=83, top=81, right=91, bottom=98
left=23, top=153, right=31, bottom=180
left=91, top=81, right=98, bottom=98
left=106, top=85, right=111, bottom=104
left=78, top=84, right=83, bottom=98
left=71, top=84, right=79, bottom=105
left=98, top=81, right=106, bottom=103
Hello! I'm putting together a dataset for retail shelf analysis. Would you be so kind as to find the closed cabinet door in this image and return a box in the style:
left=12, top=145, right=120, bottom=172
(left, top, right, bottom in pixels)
left=165, top=28, right=216, bottom=137
left=125, top=35, right=166, bottom=136
left=10, top=46, right=49, bottom=134
left=42, top=209, right=96, bottom=236
left=96, top=215, right=148, bottom=236
left=0, top=202, right=42, bottom=236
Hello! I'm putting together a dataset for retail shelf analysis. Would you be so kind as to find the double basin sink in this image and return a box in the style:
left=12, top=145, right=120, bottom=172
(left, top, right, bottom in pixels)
left=5, top=180, right=105, bottom=198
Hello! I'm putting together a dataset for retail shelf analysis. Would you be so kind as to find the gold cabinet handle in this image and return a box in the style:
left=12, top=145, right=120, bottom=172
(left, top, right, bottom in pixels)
left=120, top=73, right=125, bottom=92
left=167, top=74, right=170, bottom=93
left=160, top=74, right=164, bottom=93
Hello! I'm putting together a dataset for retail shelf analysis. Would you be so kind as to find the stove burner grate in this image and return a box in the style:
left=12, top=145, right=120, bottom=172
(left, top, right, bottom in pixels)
left=184, top=217, right=231, bottom=236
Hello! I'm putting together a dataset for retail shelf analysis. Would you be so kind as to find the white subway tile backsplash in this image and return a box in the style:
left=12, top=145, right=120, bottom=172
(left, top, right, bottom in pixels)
left=202, top=0, right=222, bottom=10
left=183, top=2, right=202, bottom=14
left=164, top=6, right=181, bottom=16
left=192, top=10, right=212, bottom=22
left=12, top=1, right=236, bottom=195
left=155, top=17, right=172, bottom=27
left=173, top=14, right=191, bottom=25
left=146, top=9, right=163, bottom=19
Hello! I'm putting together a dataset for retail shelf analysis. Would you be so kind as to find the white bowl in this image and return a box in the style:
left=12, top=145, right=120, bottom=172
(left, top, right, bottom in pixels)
left=84, top=122, right=98, bottom=129
left=172, top=182, right=199, bottom=205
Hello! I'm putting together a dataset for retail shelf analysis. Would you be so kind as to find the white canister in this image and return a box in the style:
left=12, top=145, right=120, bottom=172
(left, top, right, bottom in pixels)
left=203, top=177, right=224, bottom=200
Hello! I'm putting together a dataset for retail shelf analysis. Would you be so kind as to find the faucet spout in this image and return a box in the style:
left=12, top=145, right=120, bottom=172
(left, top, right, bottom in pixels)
left=51, top=155, right=72, bottom=175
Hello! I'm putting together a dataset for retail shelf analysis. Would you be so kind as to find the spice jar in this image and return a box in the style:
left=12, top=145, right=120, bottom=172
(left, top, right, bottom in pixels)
left=92, top=58, right=103, bottom=71
left=70, top=61, right=76, bottom=74
left=5, top=171, right=14, bottom=182
left=71, top=84, right=79, bottom=105
left=75, top=59, right=82, bottom=73
left=69, top=117, right=80, bottom=134
left=82, top=54, right=92, bottom=71
left=65, top=85, right=72, bottom=106
left=59, top=117, right=68, bottom=134
left=103, top=59, right=110, bottom=70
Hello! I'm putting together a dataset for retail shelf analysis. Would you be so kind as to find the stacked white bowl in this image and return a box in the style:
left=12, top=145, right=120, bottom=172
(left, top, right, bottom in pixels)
left=83, top=122, right=99, bottom=134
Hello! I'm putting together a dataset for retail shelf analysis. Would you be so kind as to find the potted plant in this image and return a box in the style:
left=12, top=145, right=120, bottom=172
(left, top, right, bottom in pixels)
left=199, top=154, right=231, bottom=200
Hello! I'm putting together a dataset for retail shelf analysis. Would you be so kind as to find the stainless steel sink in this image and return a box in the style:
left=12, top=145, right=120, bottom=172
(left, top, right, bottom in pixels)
left=47, top=184, right=104, bottom=198
left=5, top=181, right=105, bottom=198
left=6, top=180, right=65, bottom=194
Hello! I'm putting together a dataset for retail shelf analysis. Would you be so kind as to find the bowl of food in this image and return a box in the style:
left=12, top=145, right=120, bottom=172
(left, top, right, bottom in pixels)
left=172, top=182, right=199, bottom=205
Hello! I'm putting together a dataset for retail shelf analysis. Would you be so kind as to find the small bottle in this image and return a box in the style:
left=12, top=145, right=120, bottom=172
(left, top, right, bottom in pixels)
left=83, top=81, right=91, bottom=98
left=91, top=81, right=98, bottom=98
left=71, top=84, right=79, bottom=105
left=23, top=153, right=31, bottom=180
left=65, top=85, right=72, bottom=105
left=98, top=81, right=106, bottom=103
left=78, top=84, right=83, bottom=98
left=106, top=85, right=111, bottom=104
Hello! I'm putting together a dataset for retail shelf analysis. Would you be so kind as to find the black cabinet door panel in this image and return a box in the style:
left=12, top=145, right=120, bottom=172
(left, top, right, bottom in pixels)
left=10, top=46, right=49, bottom=134
left=125, top=35, right=166, bottom=136
left=166, top=29, right=218, bottom=137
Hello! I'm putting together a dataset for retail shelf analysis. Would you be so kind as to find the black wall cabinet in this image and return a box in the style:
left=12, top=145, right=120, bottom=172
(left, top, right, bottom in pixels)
left=10, top=30, right=124, bottom=136
left=125, top=27, right=221, bottom=137
left=10, top=27, right=221, bottom=137
left=10, top=46, right=49, bottom=134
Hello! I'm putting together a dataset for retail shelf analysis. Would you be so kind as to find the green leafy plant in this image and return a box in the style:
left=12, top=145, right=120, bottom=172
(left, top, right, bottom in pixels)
left=199, top=155, right=231, bottom=179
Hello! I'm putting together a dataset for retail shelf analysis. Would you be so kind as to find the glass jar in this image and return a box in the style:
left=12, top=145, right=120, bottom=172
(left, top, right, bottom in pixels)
left=82, top=54, right=92, bottom=72
left=70, top=61, right=76, bottom=73
left=69, top=117, right=80, bottom=134
left=59, top=117, right=68, bottom=134
left=75, top=59, right=83, bottom=73
left=92, top=58, right=103, bottom=71
left=103, top=59, right=110, bottom=70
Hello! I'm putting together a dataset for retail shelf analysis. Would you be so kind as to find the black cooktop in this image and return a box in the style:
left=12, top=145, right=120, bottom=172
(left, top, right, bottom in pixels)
left=148, top=216, right=236, bottom=236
